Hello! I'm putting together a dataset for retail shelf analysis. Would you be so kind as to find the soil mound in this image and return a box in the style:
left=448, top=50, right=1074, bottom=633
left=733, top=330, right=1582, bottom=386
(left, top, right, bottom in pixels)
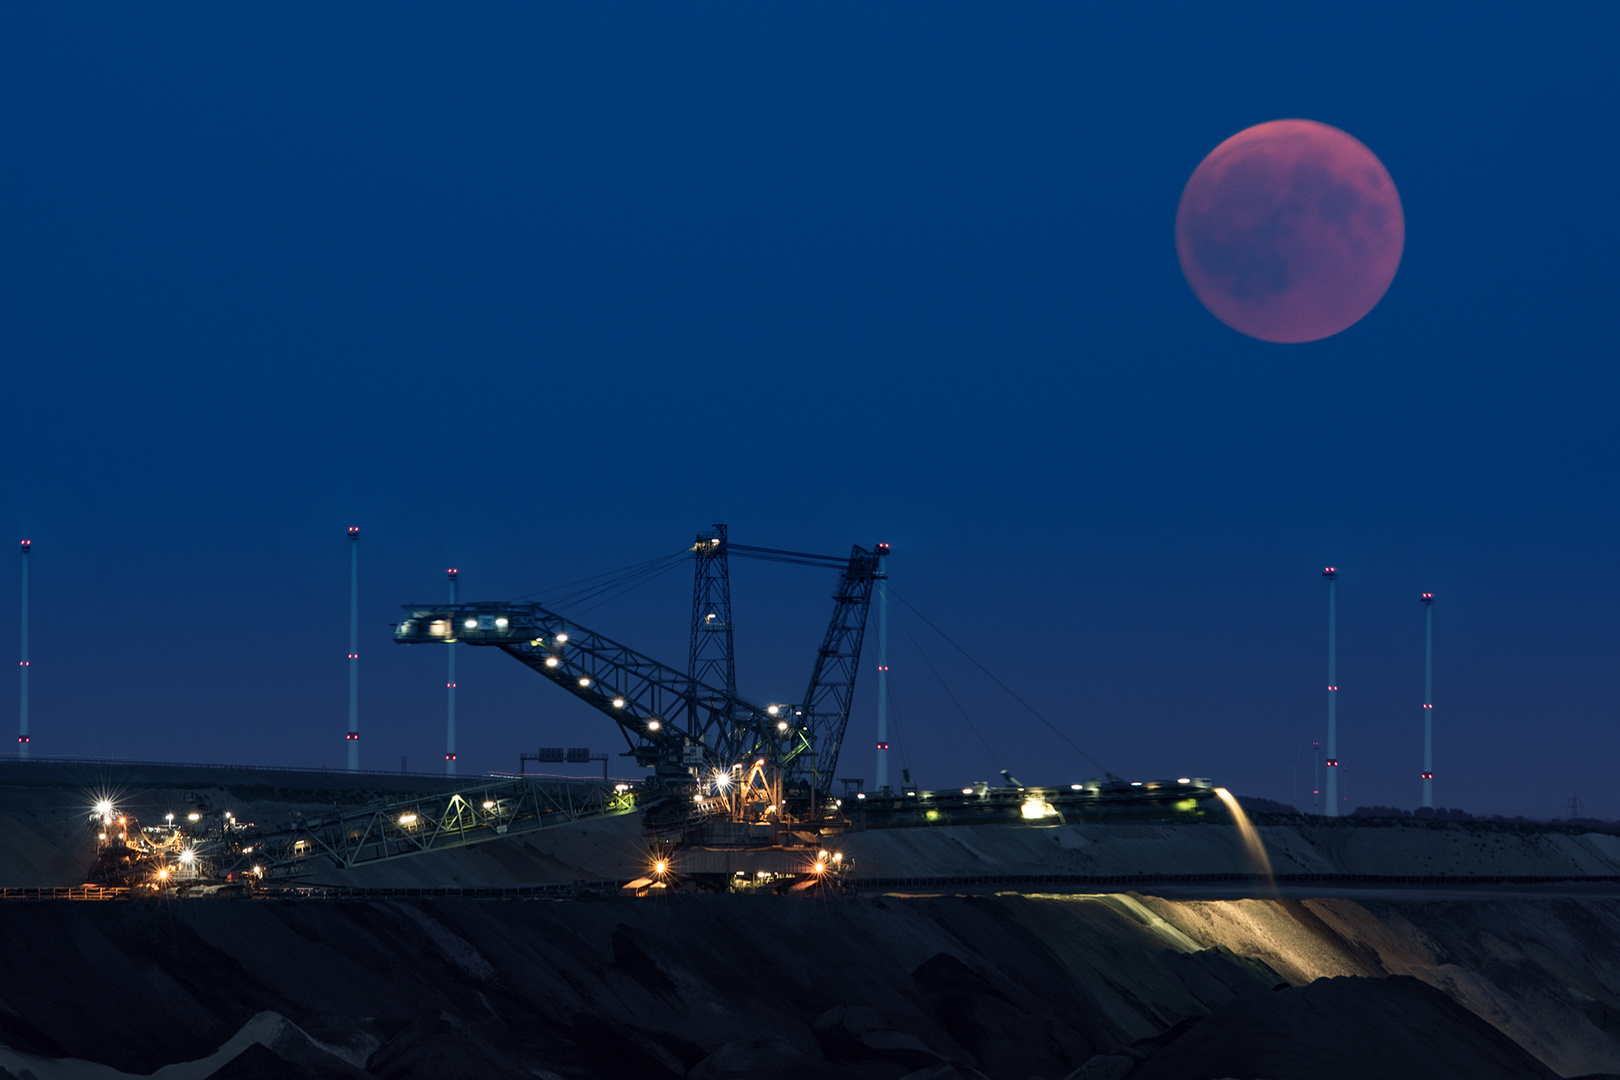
left=206, top=1041, right=354, bottom=1080
left=1130, top=974, right=1558, bottom=1080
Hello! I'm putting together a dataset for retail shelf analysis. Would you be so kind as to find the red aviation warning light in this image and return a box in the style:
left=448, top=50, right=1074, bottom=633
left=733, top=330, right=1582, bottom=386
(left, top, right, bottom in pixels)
left=1421, top=772, right=1434, bottom=780
left=1322, top=566, right=1336, bottom=578
left=1420, top=592, right=1434, bottom=603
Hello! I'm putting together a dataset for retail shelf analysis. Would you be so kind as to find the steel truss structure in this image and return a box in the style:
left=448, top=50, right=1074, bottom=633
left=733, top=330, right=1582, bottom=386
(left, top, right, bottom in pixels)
left=689, top=524, right=737, bottom=729
left=394, top=533, right=880, bottom=802
left=226, top=776, right=634, bottom=878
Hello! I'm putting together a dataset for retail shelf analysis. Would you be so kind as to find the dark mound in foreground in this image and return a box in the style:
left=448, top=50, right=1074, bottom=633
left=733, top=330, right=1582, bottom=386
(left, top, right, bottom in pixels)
left=1126, top=975, right=1557, bottom=1080
left=0, top=893, right=1618, bottom=1079
left=206, top=1042, right=356, bottom=1080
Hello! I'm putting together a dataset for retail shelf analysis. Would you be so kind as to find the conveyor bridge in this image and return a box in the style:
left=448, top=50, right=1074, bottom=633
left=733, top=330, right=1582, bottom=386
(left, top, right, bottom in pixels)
left=227, top=776, right=637, bottom=879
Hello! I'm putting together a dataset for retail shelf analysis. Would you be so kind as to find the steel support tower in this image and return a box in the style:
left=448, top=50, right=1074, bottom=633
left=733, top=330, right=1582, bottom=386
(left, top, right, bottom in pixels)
left=17, top=540, right=29, bottom=758
left=397, top=539, right=881, bottom=804
left=446, top=568, right=458, bottom=775
left=1324, top=566, right=1338, bottom=816
left=1421, top=591, right=1434, bottom=808
left=689, top=525, right=736, bottom=739
left=347, top=527, right=360, bottom=771
left=796, top=545, right=879, bottom=793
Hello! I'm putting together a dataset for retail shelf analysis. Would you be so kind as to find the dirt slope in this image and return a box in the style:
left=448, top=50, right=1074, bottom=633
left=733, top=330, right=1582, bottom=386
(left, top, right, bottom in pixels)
left=0, top=893, right=1614, bottom=1079
left=841, top=819, right=1620, bottom=880
left=1130, top=975, right=1559, bottom=1080
left=7, top=771, right=1620, bottom=1077
left=7, top=764, right=1620, bottom=889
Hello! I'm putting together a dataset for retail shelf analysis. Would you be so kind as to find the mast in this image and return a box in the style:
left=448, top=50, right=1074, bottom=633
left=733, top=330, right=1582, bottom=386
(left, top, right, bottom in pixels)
left=875, top=542, right=890, bottom=791
left=446, top=568, right=458, bottom=775
left=17, top=541, right=29, bottom=758
left=1323, top=566, right=1338, bottom=816
left=1421, top=591, right=1434, bottom=808
left=347, top=527, right=360, bottom=771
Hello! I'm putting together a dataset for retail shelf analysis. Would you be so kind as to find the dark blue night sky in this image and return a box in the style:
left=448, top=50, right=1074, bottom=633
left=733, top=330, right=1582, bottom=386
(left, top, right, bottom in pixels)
left=1, top=6, right=1615, bottom=818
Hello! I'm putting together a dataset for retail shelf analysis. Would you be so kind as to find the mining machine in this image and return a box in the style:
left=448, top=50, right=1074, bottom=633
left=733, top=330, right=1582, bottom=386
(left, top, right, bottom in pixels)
left=393, top=529, right=882, bottom=863
left=77, top=528, right=1219, bottom=895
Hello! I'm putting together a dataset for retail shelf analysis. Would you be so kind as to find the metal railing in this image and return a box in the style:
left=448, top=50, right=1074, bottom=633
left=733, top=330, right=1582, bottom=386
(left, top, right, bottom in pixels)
left=262, top=880, right=632, bottom=900
left=0, top=886, right=131, bottom=901
left=232, top=776, right=640, bottom=877
left=852, top=871, right=1620, bottom=889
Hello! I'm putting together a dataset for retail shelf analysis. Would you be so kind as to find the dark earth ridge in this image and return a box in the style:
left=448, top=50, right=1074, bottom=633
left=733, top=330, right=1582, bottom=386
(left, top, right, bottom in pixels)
left=0, top=891, right=1618, bottom=1079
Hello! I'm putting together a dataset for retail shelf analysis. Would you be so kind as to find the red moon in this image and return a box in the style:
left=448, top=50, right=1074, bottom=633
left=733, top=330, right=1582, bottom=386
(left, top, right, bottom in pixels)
left=1175, top=119, right=1404, bottom=344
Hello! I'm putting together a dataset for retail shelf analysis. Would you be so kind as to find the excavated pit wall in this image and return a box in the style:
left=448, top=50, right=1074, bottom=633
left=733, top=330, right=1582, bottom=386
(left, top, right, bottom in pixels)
left=842, top=817, right=1620, bottom=881
left=0, top=892, right=1615, bottom=1079
left=4, top=768, right=1620, bottom=1076
left=6, top=763, right=1619, bottom=888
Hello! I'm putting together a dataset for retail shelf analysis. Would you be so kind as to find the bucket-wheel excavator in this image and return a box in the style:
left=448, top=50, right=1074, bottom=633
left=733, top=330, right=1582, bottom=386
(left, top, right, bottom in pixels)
left=86, top=526, right=1212, bottom=895
left=393, top=527, right=884, bottom=878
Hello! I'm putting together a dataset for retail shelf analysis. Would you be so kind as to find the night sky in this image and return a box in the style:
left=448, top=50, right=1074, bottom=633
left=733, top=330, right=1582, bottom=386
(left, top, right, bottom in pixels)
left=1, top=7, right=1615, bottom=819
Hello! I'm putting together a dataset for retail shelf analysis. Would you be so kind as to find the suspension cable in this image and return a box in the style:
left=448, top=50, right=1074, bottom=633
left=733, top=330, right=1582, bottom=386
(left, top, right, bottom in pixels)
left=509, top=550, right=688, bottom=604
left=727, top=543, right=848, bottom=569
left=550, top=554, right=686, bottom=611
left=893, top=608, right=1003, bottom=772
left=885, top=673, right=911, bottom=784
left=890, top=588, right=1108, bottom=775
left=568, top=556, right=690, bottom=619
left=544, top=553, right=685, bottom=606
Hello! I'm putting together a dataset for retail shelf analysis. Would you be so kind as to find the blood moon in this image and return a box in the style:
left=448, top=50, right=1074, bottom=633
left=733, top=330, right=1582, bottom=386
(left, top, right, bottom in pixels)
left=1175, top=119, right=1404, bottom=344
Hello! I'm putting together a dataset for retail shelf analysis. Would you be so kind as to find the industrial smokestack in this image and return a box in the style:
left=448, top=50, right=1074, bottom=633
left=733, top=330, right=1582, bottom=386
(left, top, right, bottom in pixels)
left=875, top=542, right=890, bottom=793
left=1421, top=591, right=1434, bottom=808
left=17, top=540, right=29, bottom=759
left=446, top=568, right=458, bottom=776
left=347, top=527, right=360, bottom=772
left=1323, top=566, right=1338, bottom=817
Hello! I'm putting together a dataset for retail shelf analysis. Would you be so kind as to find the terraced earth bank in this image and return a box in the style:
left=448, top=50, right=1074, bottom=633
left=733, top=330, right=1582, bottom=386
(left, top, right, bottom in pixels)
left=6, top=766, right=1620, bottom=1078
left=0, top=891, right=1619, bottom=1080
left=7, top=761, right=1620, bottom=888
